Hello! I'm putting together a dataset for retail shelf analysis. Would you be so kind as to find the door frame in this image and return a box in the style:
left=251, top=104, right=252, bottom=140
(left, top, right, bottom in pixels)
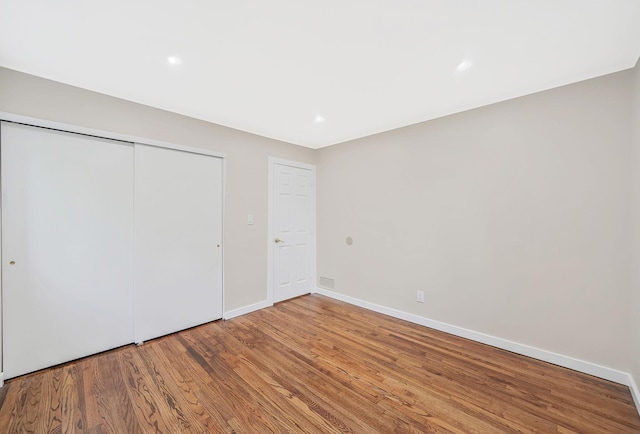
left=267, top=157, right=317, bottom=305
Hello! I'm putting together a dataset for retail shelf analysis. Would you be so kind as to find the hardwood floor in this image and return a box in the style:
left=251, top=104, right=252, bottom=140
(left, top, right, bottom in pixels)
left=0, top=294, right=638, bottom=433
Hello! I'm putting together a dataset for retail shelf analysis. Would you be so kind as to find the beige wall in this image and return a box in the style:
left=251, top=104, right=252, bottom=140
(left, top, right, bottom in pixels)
left=317, top=70, right=634, bottom=371
left=632, top=59, right=640, bottom=388
left=0, top=67, right=316, bottom=313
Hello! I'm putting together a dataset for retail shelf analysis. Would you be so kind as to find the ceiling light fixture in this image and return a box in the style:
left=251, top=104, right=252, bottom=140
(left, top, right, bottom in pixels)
left=314, top=114, right=326, bottom=124
left=456, top=59, right=473, bottom=72
left=167, top=56, right=183, bottom=66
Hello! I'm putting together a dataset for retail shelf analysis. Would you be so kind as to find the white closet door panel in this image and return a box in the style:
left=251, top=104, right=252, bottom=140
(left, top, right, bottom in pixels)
left=1, top=122, right=134, bottom=379
left=134, top=144, right=223, bottom=343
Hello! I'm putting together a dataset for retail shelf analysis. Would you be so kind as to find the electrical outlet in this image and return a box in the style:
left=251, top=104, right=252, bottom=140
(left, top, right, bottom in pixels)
left=416, top=290, right=425, bottom=303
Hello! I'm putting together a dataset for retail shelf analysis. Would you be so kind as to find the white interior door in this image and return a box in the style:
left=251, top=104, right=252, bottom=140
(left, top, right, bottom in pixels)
left=134, top=144, right=223, bottom=343
left=1, top=122, right=134, bottom=379
left=272, top=162, right=315, bottom=302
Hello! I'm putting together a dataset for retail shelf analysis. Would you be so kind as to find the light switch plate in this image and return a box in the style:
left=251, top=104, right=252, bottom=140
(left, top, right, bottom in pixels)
left=247, top=214, right=254, bottom=225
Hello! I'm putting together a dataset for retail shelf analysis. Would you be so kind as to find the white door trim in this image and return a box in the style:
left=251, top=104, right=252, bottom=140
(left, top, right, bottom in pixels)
left=267, top=157, right=317, bottom=304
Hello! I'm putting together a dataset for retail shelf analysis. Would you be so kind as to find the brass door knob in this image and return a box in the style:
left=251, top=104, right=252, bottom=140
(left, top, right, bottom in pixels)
left=274, top=238, right=283, bottom=243
left=9, top=261, right=15, bottom=265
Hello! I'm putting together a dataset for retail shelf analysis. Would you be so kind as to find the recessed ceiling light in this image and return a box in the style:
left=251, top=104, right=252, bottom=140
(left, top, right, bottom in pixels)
left=167, top=56, right=182, bottom=66
left=314, top=115, right=326, bottom=124
left=456, top=59, right=473, bottom=72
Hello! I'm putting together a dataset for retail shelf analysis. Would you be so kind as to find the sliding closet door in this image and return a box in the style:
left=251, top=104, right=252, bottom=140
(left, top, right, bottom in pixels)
left=134, top=144, right=223, bottom=343
left=1, top=122, right=134, bottom=379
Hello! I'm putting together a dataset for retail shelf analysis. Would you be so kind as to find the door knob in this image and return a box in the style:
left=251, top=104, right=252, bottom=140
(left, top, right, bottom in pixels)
left=274, top=238, right=283, bottom=243
left=9, top=261, right=15, bottom=265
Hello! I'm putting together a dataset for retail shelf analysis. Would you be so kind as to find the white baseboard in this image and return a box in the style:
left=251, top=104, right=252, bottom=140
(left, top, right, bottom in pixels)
left=629, top=373, right=640, bottom=412
left=315, top=287, right=631, bottom=386
left=0, top=372, right=4, bottom=388
left=224, top=299, right=273, bottom=320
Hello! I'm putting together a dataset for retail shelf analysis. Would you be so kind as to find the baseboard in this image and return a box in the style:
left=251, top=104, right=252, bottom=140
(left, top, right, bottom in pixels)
left=224, top=299, right=273, bottom=320
left=315, top=287, right=631, bottom=386
left=629, top=373, right=640, bottom=412
left=0, top=372, right=4, bottom=388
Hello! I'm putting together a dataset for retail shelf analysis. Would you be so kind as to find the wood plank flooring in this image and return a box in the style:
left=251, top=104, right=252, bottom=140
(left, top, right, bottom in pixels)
left=0, top=294, right=638, bottom=433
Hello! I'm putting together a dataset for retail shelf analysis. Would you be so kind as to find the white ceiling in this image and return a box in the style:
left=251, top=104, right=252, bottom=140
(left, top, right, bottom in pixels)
left=1, top=1, right=639, bottom=149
